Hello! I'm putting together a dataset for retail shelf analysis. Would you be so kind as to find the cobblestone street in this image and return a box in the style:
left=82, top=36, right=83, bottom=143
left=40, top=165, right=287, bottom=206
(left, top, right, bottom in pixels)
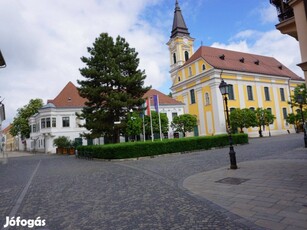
left=0, top=134, right=305, bottom=229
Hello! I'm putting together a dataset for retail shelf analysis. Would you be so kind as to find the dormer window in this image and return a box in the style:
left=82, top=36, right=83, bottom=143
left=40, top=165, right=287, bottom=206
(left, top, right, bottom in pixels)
left=239, top=58, right=244, bottom=63
left=254, top=60, right=259, bottom=65
left=219, top=54, right=225, bottom=60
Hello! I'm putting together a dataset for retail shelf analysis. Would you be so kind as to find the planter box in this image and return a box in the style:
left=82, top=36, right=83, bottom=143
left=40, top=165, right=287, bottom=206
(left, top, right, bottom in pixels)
left=69, top=148, right=75, bottom=155
left=56, top=147, right=63, bottom=154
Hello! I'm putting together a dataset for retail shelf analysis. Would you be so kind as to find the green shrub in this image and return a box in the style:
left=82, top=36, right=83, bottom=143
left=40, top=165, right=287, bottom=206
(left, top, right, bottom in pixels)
left=77, top=133, right=248, bottom=159
left=53, top=136, right=71, bottom=148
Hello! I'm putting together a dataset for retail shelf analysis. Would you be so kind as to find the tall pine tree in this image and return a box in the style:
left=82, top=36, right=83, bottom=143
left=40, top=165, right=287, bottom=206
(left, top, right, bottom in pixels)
left=77, top=33, right=151, bottom=143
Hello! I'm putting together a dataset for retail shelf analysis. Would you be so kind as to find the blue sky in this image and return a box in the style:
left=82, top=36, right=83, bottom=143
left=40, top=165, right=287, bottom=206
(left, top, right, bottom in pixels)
left=0, top=0, right=302, bottom=127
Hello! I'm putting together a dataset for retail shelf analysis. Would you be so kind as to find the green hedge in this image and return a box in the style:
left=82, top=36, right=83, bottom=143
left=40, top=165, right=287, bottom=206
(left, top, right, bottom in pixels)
left=77, top=133, right=248, bottom=159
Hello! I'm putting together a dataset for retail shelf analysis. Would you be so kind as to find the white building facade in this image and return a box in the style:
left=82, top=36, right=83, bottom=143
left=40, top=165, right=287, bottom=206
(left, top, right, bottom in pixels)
left=28, top=82, right=88, bottom=153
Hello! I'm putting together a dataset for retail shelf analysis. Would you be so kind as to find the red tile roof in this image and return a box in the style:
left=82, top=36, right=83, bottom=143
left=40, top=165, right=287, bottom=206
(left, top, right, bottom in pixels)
left=2, top=124, right=12, bottom=134
left=47, top=82, right=87, bottom=108
left=143, top=89, right=184, bottom=105
left=184, top=46, right=303, bottom=81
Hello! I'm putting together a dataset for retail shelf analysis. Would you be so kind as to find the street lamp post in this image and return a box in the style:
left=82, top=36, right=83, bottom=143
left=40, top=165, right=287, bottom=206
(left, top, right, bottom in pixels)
left=296, top=93, right=307, bottom=148
left=219, top=79, right=238, bottom=169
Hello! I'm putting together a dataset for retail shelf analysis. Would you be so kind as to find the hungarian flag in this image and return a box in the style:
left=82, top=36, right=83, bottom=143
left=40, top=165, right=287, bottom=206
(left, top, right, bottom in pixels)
left=145, top=98, right=151, bottom=116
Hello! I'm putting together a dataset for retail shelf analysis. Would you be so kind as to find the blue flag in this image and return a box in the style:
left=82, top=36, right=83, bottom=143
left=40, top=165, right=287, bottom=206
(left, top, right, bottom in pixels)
left=153, top=95, right=159, bottom=113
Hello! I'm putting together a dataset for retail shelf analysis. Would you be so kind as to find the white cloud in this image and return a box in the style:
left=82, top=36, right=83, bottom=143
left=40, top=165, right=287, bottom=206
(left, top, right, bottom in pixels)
left=212, top=40, right=250, bottom=53
left=0, top=0, right=170, bottom=127
left=211, top=30, right=303, bottom=78
left=258, top=4, right=279, bottom=24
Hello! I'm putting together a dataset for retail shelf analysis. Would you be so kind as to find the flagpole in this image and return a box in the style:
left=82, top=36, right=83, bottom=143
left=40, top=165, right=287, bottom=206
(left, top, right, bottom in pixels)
left=148, top=98, right=154, bottom=142
left=157, top=95, right=162, bottom=141
left=142, top=111, right=146, bottom=142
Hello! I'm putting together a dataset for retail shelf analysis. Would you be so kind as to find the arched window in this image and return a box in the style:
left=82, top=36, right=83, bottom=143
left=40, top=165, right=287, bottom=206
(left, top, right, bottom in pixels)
left=267, top=108, right=274, bottom=124
left=184, top=51, right=189, bottom=61
left=282, top=108, right=288, bottom=119
left=190, top=89, right=196, bottom=104
left=228, top=84, right=234, bottom=100
left=178, top=76, right=181, bottom=82
left=202, top=64, right=206, bottom=71
left=247, top=85, right=253, bottom=100
left=264, top=87, right=270, bottom=101
left=173, top=53, right=177, bottom=64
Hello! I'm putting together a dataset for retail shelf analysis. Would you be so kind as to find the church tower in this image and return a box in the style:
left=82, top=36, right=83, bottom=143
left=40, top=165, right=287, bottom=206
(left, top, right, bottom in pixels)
left=167, top=0, right=194, bottom=82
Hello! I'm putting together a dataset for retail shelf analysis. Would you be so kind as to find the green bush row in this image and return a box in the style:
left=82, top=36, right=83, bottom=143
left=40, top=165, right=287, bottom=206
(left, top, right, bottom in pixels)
left=77, top=133, right=248, bottom=159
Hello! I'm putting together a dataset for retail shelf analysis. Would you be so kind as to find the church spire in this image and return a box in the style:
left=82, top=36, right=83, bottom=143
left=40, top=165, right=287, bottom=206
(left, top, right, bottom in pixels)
left=171, top=0, right=190, bottom=38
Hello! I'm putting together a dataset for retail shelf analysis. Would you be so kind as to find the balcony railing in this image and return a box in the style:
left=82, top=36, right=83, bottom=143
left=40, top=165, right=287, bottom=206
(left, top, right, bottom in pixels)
left=270, top=0, right=294, bottom=22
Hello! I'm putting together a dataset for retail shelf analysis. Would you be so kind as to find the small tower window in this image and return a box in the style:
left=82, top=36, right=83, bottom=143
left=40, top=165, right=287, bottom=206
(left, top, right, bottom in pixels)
left=184, top=51, right=189, bottom=61
left=173, top=53, right=177, bottom=64
left=178, top=76, right=181, bottom=82
left=202, top=64, right=206, bottom=71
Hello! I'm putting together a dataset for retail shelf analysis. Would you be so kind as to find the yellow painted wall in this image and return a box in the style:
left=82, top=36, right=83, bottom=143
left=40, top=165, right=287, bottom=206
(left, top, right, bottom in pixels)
left=259, top=78, right=271, bottom=83
left=243, top=84, right=259, bottom=109
left=228, top=84, right=240, bottom=109
left=203, top=86, right=215, bottom=134
left=197, top=60, right=212, bottom=73
left=242, top=76, right=255, bottom=81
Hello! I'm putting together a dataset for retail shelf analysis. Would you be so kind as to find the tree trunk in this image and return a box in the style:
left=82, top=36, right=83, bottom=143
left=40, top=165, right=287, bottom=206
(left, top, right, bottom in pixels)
left=113, top=128, right=120, bottom=143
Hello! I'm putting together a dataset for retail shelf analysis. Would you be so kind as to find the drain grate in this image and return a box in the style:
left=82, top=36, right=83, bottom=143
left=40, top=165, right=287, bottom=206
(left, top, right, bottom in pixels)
left=215, top=177, right=250, bottom=185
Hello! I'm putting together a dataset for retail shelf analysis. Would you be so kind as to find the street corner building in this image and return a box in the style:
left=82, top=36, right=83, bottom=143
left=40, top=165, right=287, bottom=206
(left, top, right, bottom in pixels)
left=28, top=82, right=88, bottom=154
left=168, top=0, right=304, bottom=137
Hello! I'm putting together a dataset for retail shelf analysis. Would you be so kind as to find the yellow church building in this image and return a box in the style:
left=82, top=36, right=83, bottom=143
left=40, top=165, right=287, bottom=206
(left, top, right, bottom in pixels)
left=168, top=0, right=304, bottom=137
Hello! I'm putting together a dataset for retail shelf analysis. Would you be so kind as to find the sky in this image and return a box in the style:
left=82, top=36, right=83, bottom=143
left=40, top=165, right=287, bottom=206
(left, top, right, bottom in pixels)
left=0, top=0, right=304, bottom=128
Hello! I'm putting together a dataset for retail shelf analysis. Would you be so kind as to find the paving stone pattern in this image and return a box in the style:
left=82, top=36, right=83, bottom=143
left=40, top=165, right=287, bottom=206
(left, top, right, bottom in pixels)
left=0, top=134, right=304, bottom=229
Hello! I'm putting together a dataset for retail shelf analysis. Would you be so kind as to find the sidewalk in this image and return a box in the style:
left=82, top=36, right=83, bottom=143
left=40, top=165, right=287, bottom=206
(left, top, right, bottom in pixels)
left=183, top=147, right=307, bottom=230
left=0, top=151, right=37, bottom=164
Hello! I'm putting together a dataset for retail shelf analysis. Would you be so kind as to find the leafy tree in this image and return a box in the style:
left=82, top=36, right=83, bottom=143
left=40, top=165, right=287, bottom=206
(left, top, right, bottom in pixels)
left=287, top=109, right=307, bottom=132
left=289, top=83, right=307, bottom=109
left=125, top=111, right=143, bottom=141
left=10, top=99, right=43, bottom=139
left=77, top=33, right=151, bottom=143
left=286, top=113, right=300, bottom=133
left=229, top=108, right=257, bottom=133
left=288, top=83, right=307, bottom=132
left=255, top=108, right=276, bottom=137
left=144, top=111, right=169, bottom=139
left=171, top=114, right=197, bottom=137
